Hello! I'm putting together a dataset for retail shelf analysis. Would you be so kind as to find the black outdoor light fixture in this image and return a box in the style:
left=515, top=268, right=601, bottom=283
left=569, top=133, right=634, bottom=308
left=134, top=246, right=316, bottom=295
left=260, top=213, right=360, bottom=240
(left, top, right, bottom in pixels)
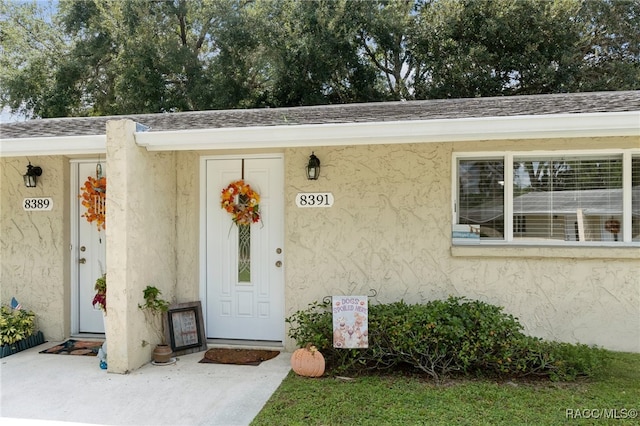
left=306, top=152, right=321, bottom=180
left=23, top=162, right=43, bottom=188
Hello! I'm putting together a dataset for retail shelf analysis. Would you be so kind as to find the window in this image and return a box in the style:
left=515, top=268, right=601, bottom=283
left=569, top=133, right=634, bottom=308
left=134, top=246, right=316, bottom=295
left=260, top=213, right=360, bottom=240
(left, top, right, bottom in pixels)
left=456, top=159, right=504, bottom=239
left=454, top=151, right=639, bottom=245
left=633, top=155, right=640, bottom=241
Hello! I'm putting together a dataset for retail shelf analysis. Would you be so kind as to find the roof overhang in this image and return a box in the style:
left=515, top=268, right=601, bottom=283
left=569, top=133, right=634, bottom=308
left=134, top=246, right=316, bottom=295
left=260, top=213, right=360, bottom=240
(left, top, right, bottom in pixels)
left=0, top=135, right=105, bottom=157
left=134, top=111, right=640, bottom=151
left=1, top=111, right=638, bottom=157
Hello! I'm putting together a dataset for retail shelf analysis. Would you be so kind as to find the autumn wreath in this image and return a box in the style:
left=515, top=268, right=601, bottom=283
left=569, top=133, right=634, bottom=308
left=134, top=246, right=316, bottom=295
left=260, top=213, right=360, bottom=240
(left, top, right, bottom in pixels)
left=80, top=176, right=107, bottom=230
left=220, top=179, right=261, bottom=225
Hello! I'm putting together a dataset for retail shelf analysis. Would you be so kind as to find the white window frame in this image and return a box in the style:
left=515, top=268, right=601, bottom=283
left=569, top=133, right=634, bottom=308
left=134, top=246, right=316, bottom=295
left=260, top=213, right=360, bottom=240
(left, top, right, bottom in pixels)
left=452, top=149, right=640, bottom=247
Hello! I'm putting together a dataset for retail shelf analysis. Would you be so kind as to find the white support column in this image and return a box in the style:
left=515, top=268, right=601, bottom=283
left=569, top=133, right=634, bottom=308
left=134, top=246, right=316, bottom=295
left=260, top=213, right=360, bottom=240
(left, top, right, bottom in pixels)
left=106, top=119, right=178, bottom=373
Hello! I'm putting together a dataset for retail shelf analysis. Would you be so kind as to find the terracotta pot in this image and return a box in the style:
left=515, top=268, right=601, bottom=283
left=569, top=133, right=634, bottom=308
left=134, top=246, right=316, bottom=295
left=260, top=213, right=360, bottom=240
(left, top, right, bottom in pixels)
left=153, top=344, right=173, bottom=363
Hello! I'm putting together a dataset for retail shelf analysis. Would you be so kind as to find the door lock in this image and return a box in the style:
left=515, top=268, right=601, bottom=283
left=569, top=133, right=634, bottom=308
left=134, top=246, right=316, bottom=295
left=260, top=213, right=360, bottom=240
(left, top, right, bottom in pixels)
left=275, top=260, right=282, bottom=267
left=79, top=258, right=86, bottom=264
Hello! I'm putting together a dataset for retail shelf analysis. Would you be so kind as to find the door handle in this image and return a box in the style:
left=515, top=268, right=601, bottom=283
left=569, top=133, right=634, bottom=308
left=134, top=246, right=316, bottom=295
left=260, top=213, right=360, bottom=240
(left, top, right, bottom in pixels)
left=275, top=260, right=282, bottom=267
left=79, top=258, right=86, bottom=264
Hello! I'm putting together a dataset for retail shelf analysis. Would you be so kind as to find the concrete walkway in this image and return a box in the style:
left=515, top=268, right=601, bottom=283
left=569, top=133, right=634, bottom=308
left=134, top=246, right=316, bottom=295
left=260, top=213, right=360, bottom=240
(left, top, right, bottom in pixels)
left=0, top=341, right=291, bottom=426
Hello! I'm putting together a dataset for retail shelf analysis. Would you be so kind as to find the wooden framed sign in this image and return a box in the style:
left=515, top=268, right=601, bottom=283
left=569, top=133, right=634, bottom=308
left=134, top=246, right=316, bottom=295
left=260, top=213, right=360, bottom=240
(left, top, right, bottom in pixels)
left=295, top=192, right=334, bottom=208
left=165, top=301, right=207, bottom=355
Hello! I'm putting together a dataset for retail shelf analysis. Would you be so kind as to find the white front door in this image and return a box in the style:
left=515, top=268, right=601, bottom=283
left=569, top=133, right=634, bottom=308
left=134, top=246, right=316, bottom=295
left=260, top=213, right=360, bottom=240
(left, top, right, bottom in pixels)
left=205, top=156, right=284, bottom=341
left=73, top=161, right=107, bottom=334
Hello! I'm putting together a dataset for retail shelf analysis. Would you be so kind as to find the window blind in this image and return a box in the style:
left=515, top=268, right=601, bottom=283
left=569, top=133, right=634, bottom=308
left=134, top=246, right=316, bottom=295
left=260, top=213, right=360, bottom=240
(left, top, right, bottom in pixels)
left=632, top=155, right=640, bottom=242
left=512, top=156, right=623, bottom=242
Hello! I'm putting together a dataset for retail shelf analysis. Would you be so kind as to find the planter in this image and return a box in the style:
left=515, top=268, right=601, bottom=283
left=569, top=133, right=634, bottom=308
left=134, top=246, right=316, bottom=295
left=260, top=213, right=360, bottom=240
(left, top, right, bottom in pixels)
left=0, top=331, right=45, bottom=358
left=153, top=344, right=173, bottom=363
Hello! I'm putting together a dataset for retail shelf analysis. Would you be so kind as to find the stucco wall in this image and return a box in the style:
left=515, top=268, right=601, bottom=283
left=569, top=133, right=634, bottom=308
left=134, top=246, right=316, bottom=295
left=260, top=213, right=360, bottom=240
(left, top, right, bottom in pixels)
left=4, top=132, right=634, bottom=366
left=282, top=138, right=639, bottom=352
left=106, top=120, right=177, bottom=373
left=1, top=156, right=70, bottom=341
left=175, top=152, right=201, bottom=302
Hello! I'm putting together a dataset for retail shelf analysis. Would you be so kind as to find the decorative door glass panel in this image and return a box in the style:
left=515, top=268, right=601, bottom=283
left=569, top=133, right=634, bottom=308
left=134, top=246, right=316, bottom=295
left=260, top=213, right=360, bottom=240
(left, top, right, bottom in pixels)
left=238, top=194, right=251, bottom=282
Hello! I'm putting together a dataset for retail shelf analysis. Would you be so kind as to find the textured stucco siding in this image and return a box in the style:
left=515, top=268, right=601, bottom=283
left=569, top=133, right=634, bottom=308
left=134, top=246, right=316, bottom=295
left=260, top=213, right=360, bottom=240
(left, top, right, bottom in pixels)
left=1, top=131, right=637, bottom=370
left=280, top=138, right=639, bottom=352
left=0, top=156, right=70, bottom=341
left=105, top=120, right=177, bottom=373
left=175, top=152, right=201, bottom=302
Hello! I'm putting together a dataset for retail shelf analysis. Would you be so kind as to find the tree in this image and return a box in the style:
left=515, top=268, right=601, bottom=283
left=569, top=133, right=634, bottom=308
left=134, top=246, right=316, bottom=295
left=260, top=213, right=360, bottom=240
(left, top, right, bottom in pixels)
left=411, top=0, right=586, bottom=98
left=226, top=0, right=385, bottom=107
left=1, top=0, right=638, bottom=118
left=352, top=0, right=419, bottom=100
left=0, top=0, right=68, bottom=117
left=55, top=0, right=241, bottom=115
left=575, top=0, right=640, bottom=91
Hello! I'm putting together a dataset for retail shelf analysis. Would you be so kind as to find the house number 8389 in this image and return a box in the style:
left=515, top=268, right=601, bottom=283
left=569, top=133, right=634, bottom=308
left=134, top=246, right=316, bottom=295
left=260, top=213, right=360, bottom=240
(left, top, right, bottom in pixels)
left=23, top=198, right=53, bottom=211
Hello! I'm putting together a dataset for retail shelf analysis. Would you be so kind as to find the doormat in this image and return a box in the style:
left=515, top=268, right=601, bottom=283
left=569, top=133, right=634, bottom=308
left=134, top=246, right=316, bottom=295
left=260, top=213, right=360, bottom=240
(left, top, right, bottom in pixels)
left=40, top=340, right=104, bottom=356
left=199, top=348, right=280, bottom=366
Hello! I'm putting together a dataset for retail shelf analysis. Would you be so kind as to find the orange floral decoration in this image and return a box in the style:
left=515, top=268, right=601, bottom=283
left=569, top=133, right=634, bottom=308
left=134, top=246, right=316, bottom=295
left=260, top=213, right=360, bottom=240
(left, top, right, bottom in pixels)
left=220, top=180, right=261, bottom=225
left=80, top=176, right=107, bottom=230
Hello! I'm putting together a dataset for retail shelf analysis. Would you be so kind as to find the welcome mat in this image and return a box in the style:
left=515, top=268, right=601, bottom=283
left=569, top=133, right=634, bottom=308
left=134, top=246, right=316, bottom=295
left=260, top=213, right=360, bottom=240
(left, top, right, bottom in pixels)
left=40, top=340, right=103, bottom=356
left=199, top=348, right=280, bottom=366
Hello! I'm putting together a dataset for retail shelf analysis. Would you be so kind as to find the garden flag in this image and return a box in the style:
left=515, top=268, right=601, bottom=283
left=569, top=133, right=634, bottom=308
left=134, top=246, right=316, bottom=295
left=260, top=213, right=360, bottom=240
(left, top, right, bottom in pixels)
left=332, top=296, right=368, bottom=348
left=10, top=297, right=21, bottom=310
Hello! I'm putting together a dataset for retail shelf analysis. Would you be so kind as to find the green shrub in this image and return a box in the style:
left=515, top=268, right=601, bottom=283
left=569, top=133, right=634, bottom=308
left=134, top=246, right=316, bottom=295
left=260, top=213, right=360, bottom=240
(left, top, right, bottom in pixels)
left=509, top=338, right=609, bottom=381
left=0, top=305, right=36, bottom=345
left=286, top=296, right=608, bottom=381
left=286, top=300, right=332, bottom=350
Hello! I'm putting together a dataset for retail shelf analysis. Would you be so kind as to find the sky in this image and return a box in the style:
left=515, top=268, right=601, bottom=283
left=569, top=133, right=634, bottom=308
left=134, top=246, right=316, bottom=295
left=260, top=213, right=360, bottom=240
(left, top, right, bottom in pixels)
left=1, top=106, right=26, bottom=124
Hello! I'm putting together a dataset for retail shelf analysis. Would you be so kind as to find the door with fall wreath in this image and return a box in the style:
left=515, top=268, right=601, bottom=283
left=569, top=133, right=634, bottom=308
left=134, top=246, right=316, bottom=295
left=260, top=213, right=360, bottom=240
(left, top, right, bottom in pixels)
left=73, top=160, right=107, bottom=334
left=204, top=155, right=285, bottom=342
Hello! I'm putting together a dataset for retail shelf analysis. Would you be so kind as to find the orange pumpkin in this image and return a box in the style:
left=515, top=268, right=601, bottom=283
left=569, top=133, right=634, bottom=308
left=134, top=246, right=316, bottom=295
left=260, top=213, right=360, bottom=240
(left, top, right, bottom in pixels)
left=291, top=345, right=325, bottom=377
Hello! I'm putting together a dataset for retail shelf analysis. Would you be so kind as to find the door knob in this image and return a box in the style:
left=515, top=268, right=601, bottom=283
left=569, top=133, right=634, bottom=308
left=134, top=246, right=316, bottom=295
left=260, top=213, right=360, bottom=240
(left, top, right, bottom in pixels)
left=79, top=258, right=86, bottom=264
left=275, top=260, right=282, bottom=267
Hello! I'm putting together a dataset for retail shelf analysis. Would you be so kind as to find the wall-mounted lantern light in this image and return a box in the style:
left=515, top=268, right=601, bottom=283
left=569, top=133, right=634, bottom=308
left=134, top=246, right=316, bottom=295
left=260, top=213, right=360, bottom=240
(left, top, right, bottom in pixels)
left=23, top=163, right=43, bottom=188
left=306, top=152, right=320, bottom=180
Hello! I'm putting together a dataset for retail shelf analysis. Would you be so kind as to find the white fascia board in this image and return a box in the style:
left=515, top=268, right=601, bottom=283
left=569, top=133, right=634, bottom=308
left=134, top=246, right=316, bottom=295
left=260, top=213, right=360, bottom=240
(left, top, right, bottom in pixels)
left=0, top=135, right=106, bottom=157
left=135, top=111, right=639, bottom=151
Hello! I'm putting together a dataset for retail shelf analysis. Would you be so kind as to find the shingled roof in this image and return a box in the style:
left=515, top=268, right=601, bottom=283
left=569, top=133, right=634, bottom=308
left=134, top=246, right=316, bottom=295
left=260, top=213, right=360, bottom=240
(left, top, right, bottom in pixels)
left=2, top=90, right=639, bottom=140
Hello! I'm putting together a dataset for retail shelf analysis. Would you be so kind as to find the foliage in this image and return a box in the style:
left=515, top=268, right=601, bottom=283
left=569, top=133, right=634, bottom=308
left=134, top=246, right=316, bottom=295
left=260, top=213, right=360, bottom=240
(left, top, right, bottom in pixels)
left=1, top=0, right=638, bottom=118
left=0, top=305, right=36, bottom=345
left=252, top=351, right=640, bottom=426
left=518, top=339, right=610, bottom=382
left=286, top=297, right=608, bottom=382
left=92, top=273, right=107, bottom=312
left=412, top=0, right=585, bottom=97
left=138, top=285, right=170, bottom=344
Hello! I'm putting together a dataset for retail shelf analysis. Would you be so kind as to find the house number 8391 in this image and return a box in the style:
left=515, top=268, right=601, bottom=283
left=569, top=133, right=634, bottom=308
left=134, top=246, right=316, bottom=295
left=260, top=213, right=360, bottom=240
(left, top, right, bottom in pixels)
left=295, top=193, right=334, bottom=208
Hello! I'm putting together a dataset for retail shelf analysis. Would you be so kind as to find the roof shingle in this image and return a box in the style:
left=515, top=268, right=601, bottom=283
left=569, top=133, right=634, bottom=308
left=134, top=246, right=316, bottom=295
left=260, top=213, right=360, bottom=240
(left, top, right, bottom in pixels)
left=1, top=90, right=639, bottom=140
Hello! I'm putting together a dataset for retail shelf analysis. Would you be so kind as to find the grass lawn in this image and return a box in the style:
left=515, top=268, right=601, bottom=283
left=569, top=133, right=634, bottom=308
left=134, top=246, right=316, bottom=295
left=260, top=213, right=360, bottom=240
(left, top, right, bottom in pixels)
left=252, top=351, right=640, bottom=425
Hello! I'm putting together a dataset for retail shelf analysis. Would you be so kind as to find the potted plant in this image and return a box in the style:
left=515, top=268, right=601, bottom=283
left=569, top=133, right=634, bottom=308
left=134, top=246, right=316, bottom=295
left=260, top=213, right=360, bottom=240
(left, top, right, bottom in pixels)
left=92, top=274, right=107, bottom=313
left=139, top=285, right=172, bottom=363
left=90, top=274, right=108, bottom=368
